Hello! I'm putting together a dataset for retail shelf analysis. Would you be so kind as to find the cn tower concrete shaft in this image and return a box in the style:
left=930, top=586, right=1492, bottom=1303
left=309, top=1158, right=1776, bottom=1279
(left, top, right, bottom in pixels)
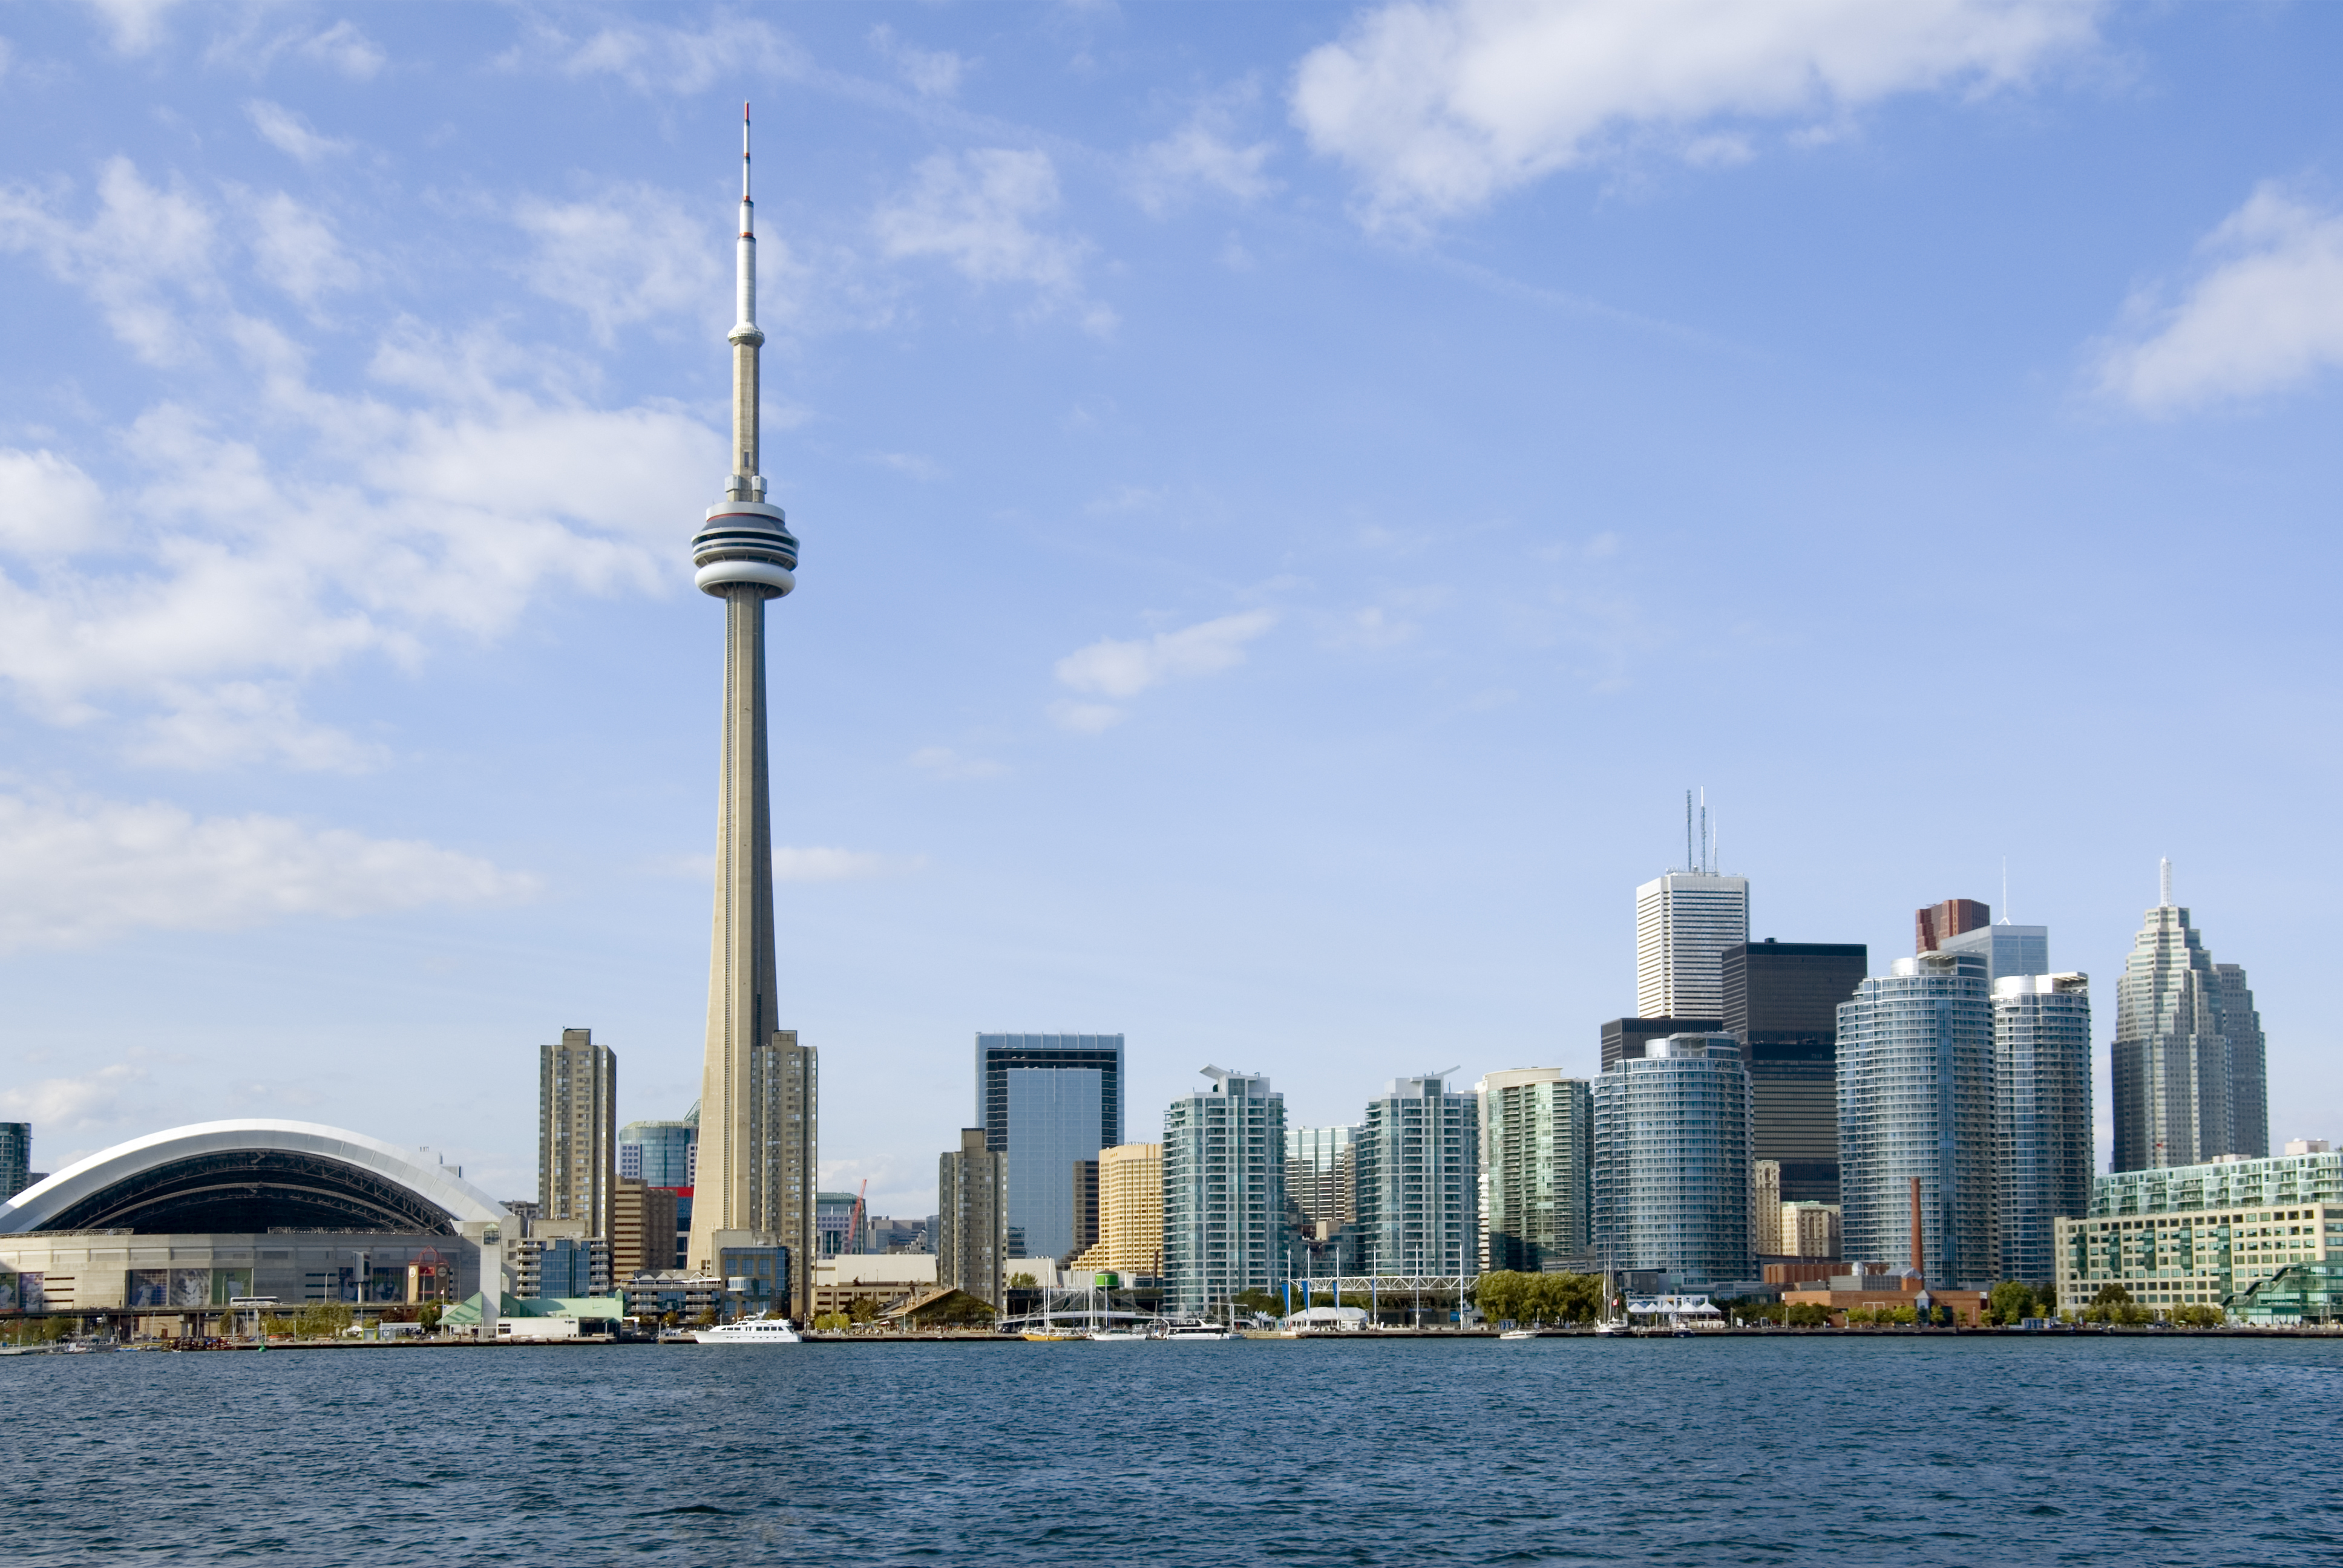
left=684, top=104, right=813, bottom=1320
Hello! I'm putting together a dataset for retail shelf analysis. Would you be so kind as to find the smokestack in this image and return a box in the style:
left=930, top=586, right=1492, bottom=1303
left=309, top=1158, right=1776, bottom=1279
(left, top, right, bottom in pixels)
left=1909, top=1175, right=1923, bottom=1280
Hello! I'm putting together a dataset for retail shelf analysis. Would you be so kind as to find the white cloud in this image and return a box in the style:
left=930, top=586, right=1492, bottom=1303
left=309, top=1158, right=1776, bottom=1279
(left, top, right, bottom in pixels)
left=1052, top=609, right=1276, bottom=728
left=2094, top=183, right=2343, bottom=415
left=83, top=0, right=180, bottom=55
left=0, top=1063, right=146, bottom=1128
left=127, top=681, right=385, bottom=773
left=542, top=16, right=808, bottom=96
left=297, top=20, right=384, bottom=79
left=1048, top=699, right=1126, bottom=734
left=870, top=24, right=968, bottom=98
left=911, top=745, right=1006, bottom=780
left=0, top=789, right=533, bottom=950
left=1132, top=94, right=1278, bottom=216
left=515, top=184, right=724, bottom=345
left=0, top=157, right=221, bottom=364
left=0, top=448, right=106, bottom=554
left=246, top=99, right=352, bottom=166
left=1291, top=0, right=2102, bottom=224
left=876, top=149, right=1114, bottom=334
left=772, top=846, right=926, bottom=881
left=246, top=189, right=358, bottom=303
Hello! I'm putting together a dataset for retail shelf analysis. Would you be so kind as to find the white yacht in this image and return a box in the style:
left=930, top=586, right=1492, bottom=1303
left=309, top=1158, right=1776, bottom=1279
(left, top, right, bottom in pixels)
left=1161, top=1321, right=1237, bottom=1341
left=693, top=1319, right=802, bottom=1345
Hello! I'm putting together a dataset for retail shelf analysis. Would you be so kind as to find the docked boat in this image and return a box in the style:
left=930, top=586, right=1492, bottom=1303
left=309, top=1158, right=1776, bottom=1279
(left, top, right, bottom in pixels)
left=693, top=1319, right=802, bottom=1345
left=1086, top=1327, right=1151, bottom=1342
left=1160, top=1321, right=1237, bottom=1341
left=1498, top=1328, right=1541, bottom=1340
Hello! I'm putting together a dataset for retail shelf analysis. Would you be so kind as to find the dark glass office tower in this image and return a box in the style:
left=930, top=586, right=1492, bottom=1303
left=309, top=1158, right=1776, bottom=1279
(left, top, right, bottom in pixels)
left=974, top=1034, right=1125, bottom=1260
left=1722, top=940, right=1867, bottom=1206
left=1599, top=1016, right=1722, bottom=1073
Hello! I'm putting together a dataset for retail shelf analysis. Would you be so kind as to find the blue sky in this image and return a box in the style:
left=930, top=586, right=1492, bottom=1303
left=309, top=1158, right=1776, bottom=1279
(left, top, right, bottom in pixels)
left=2, top=1, right=2339, bottom=1219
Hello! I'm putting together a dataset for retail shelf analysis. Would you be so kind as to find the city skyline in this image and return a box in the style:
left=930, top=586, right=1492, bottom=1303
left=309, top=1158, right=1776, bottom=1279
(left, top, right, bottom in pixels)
left=2, top=7, right=2340, bottom=1224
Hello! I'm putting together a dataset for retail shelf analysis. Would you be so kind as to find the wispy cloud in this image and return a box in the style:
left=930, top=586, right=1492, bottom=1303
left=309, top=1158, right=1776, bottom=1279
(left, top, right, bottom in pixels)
left=0, top=156, right=221, bottom=365
left=0, top=449, right=106, bottom=554
left=875, top=149, right=1114, bottom=335
left=244, top=188, right=359, bottom=304
left=0, top=789, right=533, bottom=950
left=1131, top=90, right=1278, bottom=217
left=1292, top=0, right=2103, bottom=226
left=246, top=99, right=352, bottom=166
left=514, top=183, right=724, bottom=345
left=536, top=16, right=810, bottom=96
left=870, top=24, right=968, bottom=98
left=1052, top=609, right=1276, bottom=730
left=911, top=745, right=1006, bottom=780
left=0, top=1062, right=146, bottom=1128
left=84, top=0, right=182, bottom=56
left=2094, top=182, right=2343, bottom=414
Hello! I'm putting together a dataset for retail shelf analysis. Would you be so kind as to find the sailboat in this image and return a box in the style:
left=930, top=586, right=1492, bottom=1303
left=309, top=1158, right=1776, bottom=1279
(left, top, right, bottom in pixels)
left=1593, top=1256, right=1627, bottom=1337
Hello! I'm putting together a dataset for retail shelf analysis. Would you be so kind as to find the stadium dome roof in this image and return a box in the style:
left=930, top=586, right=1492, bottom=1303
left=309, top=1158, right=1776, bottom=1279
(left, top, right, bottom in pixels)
left=0, top=1120, right=505, bottom=1236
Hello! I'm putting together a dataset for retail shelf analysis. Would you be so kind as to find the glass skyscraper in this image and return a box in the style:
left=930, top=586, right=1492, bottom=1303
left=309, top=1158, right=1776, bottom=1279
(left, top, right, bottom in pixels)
left=2111, top=869, right=2267, bottom=1171
left=1163, top=1069, right=1286, bottom=1317
left=1634, top=872, right=1749, bottom=1020
left=1285, top=1123, right=1358, bottom=1233
left=1591, top=1034, right=1752, bottom=1285
left=0, top=1123, right=28, bottom=1202
left=975, top=1033, right=1124, bottom=1262
left=1720, top=940, right=1866, bottom=1206
left=1993, top=972, right=2093, bottom=1284
left=1355, top=1075, right=1480, bottom=1278
left=1837, top=952, right=1993, bottom=1286
left=1476, top=1069, right=1591, bottom=1272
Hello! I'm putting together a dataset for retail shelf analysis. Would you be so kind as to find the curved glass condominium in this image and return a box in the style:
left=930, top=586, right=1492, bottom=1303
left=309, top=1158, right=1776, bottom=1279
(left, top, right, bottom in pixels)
left=1837, top=952, right=1992, bottom=1285
left=1993, top=973, right=2093, bottom=1284
left=1591, top=1034, right=1752, bottom=1285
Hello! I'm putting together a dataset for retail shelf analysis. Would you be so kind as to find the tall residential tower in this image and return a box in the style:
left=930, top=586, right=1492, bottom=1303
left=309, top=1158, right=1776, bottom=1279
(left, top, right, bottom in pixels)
left=685, top=107, right=817, bottom=1318
left=539, top=1028, right=616, bottom=1241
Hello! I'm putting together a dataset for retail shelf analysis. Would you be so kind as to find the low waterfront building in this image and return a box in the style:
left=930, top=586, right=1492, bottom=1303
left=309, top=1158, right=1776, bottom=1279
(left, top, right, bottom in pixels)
left=1592, top=1033, right=1753, bottom=1287
left=812, top=1253, right=939, bottom=1318
left=714, top=1232, right=791, bottom=1318
left=515, top=1224, right=612, bottom=1298
left=2054, top=1149, right=2343, bottom=1316
left=621, top=1270, right=724, bottom=1320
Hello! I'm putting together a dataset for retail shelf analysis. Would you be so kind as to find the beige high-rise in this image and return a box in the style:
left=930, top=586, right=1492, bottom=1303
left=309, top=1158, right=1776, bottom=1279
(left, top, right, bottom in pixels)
left=683, top=106, right=815, bottom=1319
left=1070, top=1142, right=1164, bottom=1276
left=539, top=1028, right=615, bottom=1240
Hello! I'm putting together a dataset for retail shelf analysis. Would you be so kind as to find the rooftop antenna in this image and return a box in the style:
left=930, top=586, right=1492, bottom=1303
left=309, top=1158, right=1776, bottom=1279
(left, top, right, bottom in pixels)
left=2000, top=857, right=2009, bottom=924
left=2160, top=857, right=2172, bottom=909
left=1699, top=788, right=1709, bottom=875
left=1684, top=789, right=1694, bottom=874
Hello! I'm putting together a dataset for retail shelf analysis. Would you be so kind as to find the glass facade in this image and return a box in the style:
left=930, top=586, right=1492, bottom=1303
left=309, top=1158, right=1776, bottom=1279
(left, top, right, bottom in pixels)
left=1476, top=1070, right=1590, bottom=1272
left=0, top=1122, right=28, bottom=1202
left=1163, top=1071, right=1285, bottom=1316
left=617, top=1120, right=696, bottom=1190
left=1285, top=1124, right=1358, bottom=1232
left=1356, top=1077, right=1479, bottom=1278
left=1836, top=952, right=1993, bottom=1286
left=1721, top=941, right=1866, bottom=1206
left=1992, top=973, right=2092, bottom=1284
left=2111, top=897, right=2267, bottom=1171
left=1936, top=923, right=2050, bottom=986
left=975, top=1034, right=1124, bottom=1264
left=1592, top=1034, right=1753, bottom=1285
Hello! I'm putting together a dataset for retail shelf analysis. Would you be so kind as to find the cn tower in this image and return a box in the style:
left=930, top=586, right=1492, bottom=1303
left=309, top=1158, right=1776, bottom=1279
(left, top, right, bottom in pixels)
left=684, top=104, right=816, bottom=1321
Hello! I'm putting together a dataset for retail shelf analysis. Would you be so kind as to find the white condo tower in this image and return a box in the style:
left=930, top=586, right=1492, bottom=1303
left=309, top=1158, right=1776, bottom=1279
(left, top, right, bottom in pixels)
left=684, top=106, right=816, bottom=1319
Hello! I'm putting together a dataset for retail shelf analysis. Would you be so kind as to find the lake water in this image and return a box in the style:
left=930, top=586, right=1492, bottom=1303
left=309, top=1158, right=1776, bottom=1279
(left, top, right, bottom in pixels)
left=6, top=1336, right=2339, bottom=1564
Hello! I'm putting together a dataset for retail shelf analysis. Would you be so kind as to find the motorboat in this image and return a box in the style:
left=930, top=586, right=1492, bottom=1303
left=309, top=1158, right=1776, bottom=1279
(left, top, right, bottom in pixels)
left=693, top=1318, right=802, bottom=1345
left=1086, top=1327, right=1151, bottom=1342
left=1498, top=1328, right=1541, bottom=1340
left=1160, top=1321, right=1237, bottom=1341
